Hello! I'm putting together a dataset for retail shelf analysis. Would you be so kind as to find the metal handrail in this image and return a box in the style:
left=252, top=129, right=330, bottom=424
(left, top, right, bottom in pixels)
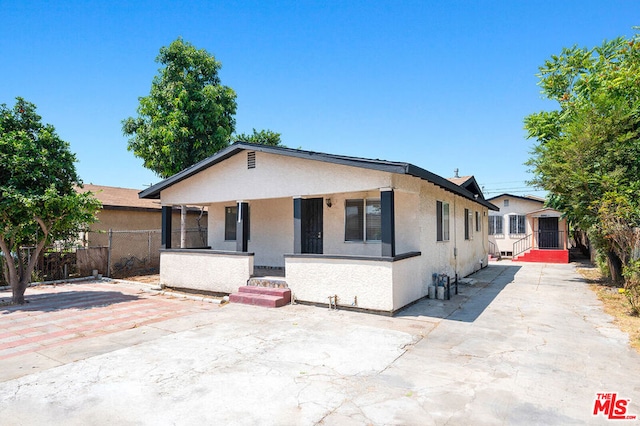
left=513, top=230, right=566, bottom=258
left=512, top=234, right=532, bottom=258
left=488, top=240, right=500, bottom=258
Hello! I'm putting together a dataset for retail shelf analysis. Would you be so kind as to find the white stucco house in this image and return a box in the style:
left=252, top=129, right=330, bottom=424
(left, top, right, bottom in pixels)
left=140, top=142, right=498, bottom=314
left=486, top=193, right=569, bottom=263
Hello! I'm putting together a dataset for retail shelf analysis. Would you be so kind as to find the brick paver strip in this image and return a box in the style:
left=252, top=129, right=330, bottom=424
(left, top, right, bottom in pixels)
left=0, top=282, right=212, bottom=360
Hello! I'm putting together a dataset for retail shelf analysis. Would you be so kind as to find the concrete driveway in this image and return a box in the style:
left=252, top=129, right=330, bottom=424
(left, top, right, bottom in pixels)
left=0, top=262, right=638, bottom=425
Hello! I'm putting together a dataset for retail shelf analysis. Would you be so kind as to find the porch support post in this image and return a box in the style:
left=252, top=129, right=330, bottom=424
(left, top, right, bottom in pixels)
left=381, top=188, right=396, bottom=257
left=161, top=206, right=172, bottom=249
left=180, top=205, right=187, bottom=248
left=293, top=197, right=302, bottom=254
left=236, top=201, right=249, bottom=252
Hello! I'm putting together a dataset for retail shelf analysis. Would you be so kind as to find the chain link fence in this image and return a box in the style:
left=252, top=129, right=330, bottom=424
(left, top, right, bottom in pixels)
left=1, top=227, right=207, bottom=284
left=85, top=228, right=207, bottom=278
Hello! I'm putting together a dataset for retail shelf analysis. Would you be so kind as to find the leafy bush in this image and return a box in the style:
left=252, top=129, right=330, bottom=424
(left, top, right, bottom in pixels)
left=622, top=259, right=640, bottom=316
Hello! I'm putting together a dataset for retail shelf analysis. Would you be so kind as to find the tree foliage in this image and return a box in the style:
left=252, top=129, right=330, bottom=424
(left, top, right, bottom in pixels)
left=0, top=98, right=101, bottom=304
left=123, top=38, right=238, bottom=179
left=525, top=31, right=640, bottom=284
left=232, top=128, right=283, bottom=146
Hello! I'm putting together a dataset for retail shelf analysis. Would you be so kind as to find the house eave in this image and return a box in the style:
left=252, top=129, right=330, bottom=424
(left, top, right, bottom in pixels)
left=139, top=142, right=499, bottom=210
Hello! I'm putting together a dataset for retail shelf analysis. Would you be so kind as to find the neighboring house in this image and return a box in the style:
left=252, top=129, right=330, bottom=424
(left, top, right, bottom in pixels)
left=75, top=185, right=207, bottom=277
left=486, top=193, right=569, bottom=263
left=77, top=184, right=206, bottom=242
left=140, top=142, right=499, bottom=314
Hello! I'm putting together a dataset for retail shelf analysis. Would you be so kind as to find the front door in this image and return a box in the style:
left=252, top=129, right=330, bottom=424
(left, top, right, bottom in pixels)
left=301, top=198, right=323, bottom=254
left=538, top=217, right=559, bottom=249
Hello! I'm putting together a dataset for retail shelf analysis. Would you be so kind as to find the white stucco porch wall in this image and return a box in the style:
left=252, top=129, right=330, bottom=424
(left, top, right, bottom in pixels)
left=285, top=256, right=394, bottom=312
left=160, top=250, right=253, bottom=293
left=391, top=255, right=425, bottom=310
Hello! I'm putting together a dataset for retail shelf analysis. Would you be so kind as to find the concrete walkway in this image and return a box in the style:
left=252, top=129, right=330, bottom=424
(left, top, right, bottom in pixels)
left=0, top=262, right=638, bottom=425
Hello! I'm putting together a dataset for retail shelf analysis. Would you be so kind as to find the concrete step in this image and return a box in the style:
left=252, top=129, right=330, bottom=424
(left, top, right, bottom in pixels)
left=239, top=286, right=291, bottom=303
left=229, top=285, right=291, bottom=308
left=229, top=292, right=289, bottom=308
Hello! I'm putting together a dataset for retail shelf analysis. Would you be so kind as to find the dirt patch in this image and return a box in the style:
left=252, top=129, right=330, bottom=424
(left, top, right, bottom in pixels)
left=119, top=274, right=161, bottom=285
left=577, top=266, right=640, bottom=353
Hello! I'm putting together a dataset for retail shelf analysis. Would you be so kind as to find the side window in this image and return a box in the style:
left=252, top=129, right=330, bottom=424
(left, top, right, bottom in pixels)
left=437, top=201, right=450, bottom=241
left=464, top=208, right=473, bottom=240
left=509, top=215, right=526, bottom=235
left=488, top=216, right=503, bottom=235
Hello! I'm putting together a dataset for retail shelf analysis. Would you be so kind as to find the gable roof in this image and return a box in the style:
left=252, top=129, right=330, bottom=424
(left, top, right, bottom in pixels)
left=486, top=193, right=545, bottom=204
left=447, top=175, right=484, bottom=200
left=79, top=184, right=162, bottom=211
left=139, top=142, right=499, bottom=211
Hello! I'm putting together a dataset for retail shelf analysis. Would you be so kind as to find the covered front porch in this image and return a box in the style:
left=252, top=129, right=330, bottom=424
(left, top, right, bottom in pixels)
left=512, top=209, right=569, bottom=263
left=158, top=188, right=424, bottom=313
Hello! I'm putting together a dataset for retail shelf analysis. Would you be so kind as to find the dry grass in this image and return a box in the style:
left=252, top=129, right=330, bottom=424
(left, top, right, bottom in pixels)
left=118, top=274, right=161, bottom=285
left=577, top=266, right=640, bottom=353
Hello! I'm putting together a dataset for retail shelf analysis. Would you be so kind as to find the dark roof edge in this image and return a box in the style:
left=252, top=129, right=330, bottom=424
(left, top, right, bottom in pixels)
left=486, top=193, right=545, bottom=204
left=406, top=165, right=498, bottom=210
left=140, top=142, right=499, bottom=210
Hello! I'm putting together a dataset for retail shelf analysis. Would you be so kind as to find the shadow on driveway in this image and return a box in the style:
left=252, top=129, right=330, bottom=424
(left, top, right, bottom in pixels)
left=396, top=264, right=521, bottom=323
left=0, top=290, right=141, bottom=314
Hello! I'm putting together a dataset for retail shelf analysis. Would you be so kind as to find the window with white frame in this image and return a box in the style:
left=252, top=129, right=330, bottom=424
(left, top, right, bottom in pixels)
left=475, top=211, right=481, bottom=232
left=488, top=215, right=503, bottom=235
left=436, top=201, right=450, bottom=241
left=464, top=208, right=473, bottom=240
left=345, top=199, right=381, bottom=242
left=509, top=215, right=526, bottom=235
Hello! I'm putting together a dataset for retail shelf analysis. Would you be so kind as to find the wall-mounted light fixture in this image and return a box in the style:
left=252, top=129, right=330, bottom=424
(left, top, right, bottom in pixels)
left=325, top=198, right=332, bottom=208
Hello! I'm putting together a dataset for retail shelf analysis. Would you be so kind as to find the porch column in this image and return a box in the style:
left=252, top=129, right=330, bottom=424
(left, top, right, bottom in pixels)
left=180, top=205, right=187, bottom=248
left=293, top=197, right=302, bottom=254
left=381, top=188, right=396, bottom=257
left=161, top=206, right=172, bottom=249
left=236, top=201, right=249, bottom=252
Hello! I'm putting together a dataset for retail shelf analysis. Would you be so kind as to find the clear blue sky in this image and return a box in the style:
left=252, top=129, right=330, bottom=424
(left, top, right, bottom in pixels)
left=1, top=1, right=638, bottom=196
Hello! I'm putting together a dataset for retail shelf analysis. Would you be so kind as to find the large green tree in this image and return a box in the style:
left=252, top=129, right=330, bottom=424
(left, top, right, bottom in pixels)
left=0, top=98, right=101, bottom=304
left=232, top=128, right=283, bottom=146
left=123, top=38, right=238, bottom=179
left=525, top=32, right=640, bottom=282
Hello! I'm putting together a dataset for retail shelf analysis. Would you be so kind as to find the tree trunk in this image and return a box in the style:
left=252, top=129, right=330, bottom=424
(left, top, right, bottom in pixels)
left=606, top=250, right=624, bottom=284
left=11, top=279, right=28, bottom=304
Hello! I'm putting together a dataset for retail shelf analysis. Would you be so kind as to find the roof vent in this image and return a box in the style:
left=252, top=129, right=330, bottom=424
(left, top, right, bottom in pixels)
left=247, top=151, right=256, bottom=169
left=454, top=168, right=460, bottom=178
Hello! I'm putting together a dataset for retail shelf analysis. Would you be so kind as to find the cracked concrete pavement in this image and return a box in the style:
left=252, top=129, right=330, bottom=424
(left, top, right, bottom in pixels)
left=0, top=261, right=639, bottom=425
